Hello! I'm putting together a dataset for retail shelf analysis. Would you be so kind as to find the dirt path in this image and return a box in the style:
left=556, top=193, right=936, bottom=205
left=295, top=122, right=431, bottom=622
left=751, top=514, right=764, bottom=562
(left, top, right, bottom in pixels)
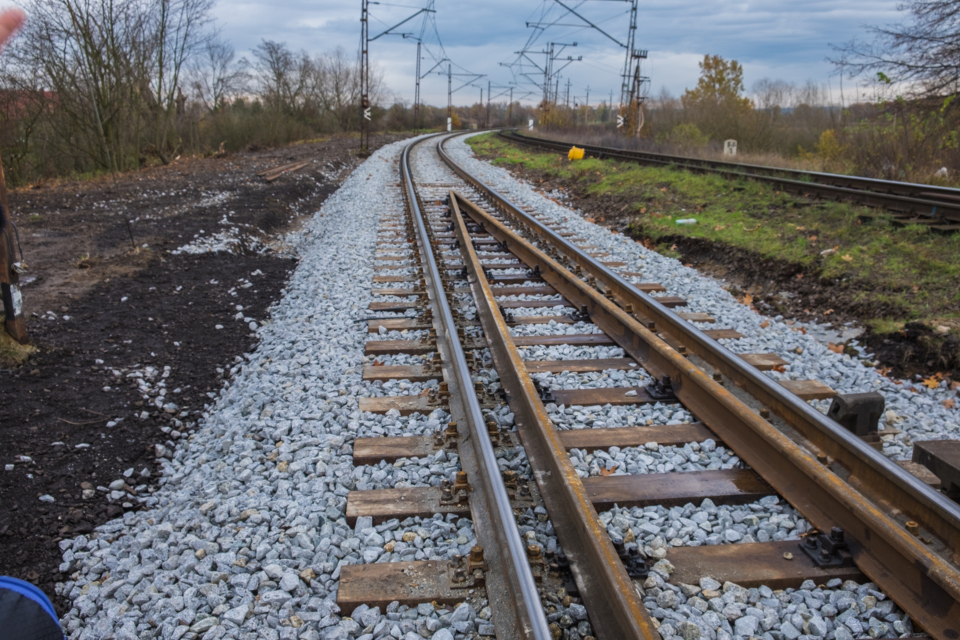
left=0, top=134, right=408, bottom=613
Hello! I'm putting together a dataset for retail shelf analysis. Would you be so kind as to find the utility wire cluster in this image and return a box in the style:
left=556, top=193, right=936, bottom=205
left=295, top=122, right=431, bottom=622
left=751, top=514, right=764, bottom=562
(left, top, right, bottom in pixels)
left=358, top=0, right=652, bottom=150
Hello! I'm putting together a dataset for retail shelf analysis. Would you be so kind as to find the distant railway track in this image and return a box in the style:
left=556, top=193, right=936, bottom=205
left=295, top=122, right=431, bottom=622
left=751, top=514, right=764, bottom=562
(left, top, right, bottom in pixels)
left=337, top=132, right=960, bottom=639
left=500, top=129, right=960, bottom=231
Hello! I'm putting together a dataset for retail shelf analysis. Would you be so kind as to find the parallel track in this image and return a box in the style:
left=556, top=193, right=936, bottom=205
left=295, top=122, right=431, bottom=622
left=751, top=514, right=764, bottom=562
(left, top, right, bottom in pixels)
left=501, top=129, right=960, bottom=228
left=341, top=132, right=960, bottom=639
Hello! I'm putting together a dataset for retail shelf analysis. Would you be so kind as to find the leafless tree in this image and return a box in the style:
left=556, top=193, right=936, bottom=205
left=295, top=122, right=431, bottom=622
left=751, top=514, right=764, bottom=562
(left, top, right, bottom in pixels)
left=314, top=47, right=358, bottom=130
left=190, top=36, right=247, bottom=111
left=253, top=40, right=314, bottom=115
left=831, top=0, right=960, bottom=97
left=4, top=0, right=212, bottom=171
left=152, top=0, right=215, bottom=161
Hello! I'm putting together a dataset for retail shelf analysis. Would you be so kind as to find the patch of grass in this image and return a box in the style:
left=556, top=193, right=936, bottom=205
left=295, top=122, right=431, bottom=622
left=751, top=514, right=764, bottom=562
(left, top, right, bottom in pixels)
left=866, top=318, right=905, bottom=334
left=0, top=317, right=36, bottom=368
left=468, top=132, right=960, bottom=330
left=656, top=242, right=683, bottom=260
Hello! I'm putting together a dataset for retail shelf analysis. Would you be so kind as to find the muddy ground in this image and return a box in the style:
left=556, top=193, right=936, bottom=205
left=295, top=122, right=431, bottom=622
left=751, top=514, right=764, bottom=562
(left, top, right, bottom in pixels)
left=471, top=144, right=960, bottom=380
left=0, top=133, right=408, bottom=614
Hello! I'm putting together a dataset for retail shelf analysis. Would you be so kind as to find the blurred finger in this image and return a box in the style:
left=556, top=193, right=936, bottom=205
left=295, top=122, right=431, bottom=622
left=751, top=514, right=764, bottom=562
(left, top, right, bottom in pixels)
left=0, top=8, right=26, bottom=50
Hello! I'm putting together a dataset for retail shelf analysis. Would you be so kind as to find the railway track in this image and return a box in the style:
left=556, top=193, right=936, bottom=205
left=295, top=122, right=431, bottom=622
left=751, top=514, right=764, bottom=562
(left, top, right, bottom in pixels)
left=335, top=131, right=960, bottom=639
left=500, top=130, right=960, bottom=231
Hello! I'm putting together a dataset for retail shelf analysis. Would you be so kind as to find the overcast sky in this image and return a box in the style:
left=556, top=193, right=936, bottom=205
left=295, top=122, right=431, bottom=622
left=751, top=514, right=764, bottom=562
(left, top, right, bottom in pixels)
left=215, top=0, right=902, bottom=107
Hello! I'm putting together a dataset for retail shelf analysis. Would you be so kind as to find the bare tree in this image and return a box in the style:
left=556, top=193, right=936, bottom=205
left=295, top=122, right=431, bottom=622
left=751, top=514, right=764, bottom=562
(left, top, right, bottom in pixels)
left=9, top=0, right=155, bottom=171
left=313, top=47, right=388, bottom=131
left=253, top=40, right=313, bottom=115
left=831, top=0, right=960, bottom=97
left=152, top=0, right=215, bottom=162
left=190, top=36, right=247, bottom=111
left=6, top=0, right=212, bottom=171
left=314, top=47, right=358, bottom=130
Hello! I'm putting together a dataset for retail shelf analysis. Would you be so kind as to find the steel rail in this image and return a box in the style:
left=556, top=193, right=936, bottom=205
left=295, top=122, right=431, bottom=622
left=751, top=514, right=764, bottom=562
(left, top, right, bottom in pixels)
left=448, top=186, right=960, bottom=638
left=447, top=189, right=657, bottom=640
left=505, top=129, right=960, bottom=202
left=437, top=132, right=960, bottom=558
left=399, top=136, right=552, bottom=640
left=501, top=130, right=960, bottom=223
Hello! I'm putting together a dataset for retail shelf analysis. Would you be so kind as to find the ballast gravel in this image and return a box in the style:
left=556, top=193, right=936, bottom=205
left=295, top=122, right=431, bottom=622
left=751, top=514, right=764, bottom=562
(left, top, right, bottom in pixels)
left=56, top=136, right=490, bottom=640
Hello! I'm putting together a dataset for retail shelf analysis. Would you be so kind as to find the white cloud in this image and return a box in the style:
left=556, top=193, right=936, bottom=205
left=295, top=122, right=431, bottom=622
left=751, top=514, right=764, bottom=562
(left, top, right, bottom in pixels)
left=210, top=0, right=904, bottom=106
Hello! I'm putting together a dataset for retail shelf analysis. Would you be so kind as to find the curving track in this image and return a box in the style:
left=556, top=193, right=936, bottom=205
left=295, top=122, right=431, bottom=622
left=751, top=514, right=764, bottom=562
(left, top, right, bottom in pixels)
left=54, top=132, right=960, bottom=640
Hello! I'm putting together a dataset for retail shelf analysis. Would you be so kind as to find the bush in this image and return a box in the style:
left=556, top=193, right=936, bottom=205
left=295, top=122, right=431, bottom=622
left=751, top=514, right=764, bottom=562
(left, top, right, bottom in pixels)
left=657, top=124, right=709, bottom=150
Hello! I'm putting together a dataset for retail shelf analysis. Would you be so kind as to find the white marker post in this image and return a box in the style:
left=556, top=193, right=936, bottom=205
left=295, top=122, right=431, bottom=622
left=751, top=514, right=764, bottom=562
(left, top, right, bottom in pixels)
left=447, top=117, right=452, bottom=132
left=528, top=119, right=534, bottom=131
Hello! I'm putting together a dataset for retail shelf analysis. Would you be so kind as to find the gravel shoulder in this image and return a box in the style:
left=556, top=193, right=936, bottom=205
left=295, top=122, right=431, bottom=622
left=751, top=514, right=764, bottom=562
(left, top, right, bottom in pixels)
left=0, top=134, right=407, bottom=614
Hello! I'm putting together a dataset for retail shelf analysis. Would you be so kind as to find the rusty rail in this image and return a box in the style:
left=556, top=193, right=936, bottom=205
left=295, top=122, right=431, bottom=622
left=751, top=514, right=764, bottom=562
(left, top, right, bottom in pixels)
left=437, top=131, right=960, bottom=637
left=399, top=136, right=552, bottom=640
left=447, top=190, right=657, bottom=639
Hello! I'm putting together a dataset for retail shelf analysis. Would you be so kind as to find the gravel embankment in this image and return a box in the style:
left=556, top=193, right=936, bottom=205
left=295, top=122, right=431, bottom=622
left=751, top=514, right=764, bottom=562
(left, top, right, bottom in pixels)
left=56, top=137, right=495, bottom=640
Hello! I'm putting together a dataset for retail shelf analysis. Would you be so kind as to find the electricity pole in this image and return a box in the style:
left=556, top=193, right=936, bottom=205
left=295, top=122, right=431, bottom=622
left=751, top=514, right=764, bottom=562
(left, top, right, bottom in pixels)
left=542, top=43, right=554, bottom=109
left=564, top=78, right=571, bottom=108
left=486, top=80, right=491, bottom=128
left=447, top=62, right=452, bottom=131
left=359, top=0, right=370, bottom=155
left=508, top=87, right=513, bottom=125
left=360, top=2, right=433, bottom=149
left=536, top=0, right=648, bottom=135
left=414, top=41, right=422, bottom=133
left=618, top=0, right=647, bottom=136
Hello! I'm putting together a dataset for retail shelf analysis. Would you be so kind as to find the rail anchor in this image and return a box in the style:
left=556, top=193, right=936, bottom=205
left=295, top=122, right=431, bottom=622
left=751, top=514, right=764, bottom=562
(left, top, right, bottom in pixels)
left=799, top=527, right=854, bottom=568
left=827, top=392, right=885, bottom=447
left=646, top=375, right=677, bottom=401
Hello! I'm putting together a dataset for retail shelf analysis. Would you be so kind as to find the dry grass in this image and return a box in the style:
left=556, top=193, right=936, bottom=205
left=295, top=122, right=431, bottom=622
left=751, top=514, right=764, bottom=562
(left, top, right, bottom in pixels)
left=536, top=130, right=842, bottom=175
left=0, top=317, right=36, bottom=369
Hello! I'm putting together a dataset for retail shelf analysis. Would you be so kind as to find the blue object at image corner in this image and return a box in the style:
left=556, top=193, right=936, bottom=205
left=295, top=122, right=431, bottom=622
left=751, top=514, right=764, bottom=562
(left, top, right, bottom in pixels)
left=0, top=576, right=65, bottom=640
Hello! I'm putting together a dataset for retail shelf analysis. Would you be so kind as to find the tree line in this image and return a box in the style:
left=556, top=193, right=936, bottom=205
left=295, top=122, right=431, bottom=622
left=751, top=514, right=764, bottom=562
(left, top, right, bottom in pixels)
left=541, top=0, right=960, bottom=184
left=0, top=0, right=539, bottom=186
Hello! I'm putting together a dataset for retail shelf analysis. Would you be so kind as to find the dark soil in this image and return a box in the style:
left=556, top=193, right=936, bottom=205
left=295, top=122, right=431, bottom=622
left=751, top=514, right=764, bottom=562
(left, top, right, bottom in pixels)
left=0, top=133, right=409, bottom=614
left=471, top=143, right=960, bottom=380
left=649, top=234, right=960, bottom=377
